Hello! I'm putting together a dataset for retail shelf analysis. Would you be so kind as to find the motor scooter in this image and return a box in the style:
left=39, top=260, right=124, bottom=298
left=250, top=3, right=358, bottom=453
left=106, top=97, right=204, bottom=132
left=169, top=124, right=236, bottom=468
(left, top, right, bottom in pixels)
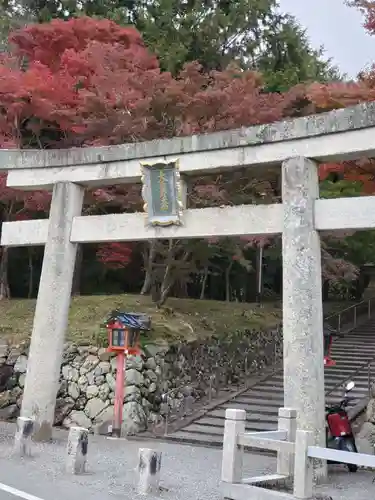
left=325, top=380, right=358, bottom=472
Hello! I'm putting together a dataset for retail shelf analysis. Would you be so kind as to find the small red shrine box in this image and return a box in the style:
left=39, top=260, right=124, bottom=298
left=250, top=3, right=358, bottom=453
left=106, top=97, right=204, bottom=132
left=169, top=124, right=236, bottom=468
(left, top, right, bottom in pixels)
left=106, top=312, right=150, bottom=354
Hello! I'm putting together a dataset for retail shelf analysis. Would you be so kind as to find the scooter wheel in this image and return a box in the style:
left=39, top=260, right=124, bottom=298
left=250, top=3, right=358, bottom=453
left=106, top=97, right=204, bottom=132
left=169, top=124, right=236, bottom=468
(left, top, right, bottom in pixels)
left=347, top=464, right=358, bottom=473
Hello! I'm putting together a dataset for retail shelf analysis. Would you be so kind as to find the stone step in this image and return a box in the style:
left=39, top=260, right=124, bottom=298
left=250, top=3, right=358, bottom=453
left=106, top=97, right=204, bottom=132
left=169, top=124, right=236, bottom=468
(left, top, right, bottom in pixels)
left=328, top=361, right=374, bottom=367
left=238, top=390, right=285, bottom=399
left=331, top=364, right=374, bottom=370
left=249, top=382, right=283, bottom=389
left=264, top=374, right=283, bottom=380
left=349, top=332, right=375, bottom=336
left=333, top=337, right=375, bottom=342
left=335, top=330, right=372, bottom=333
left=258, top=380, right=339, bottom=389
left=233, top=396, right=283, bottom=405
left=326, top=388, right=369, bottom=399
left=231, top=393, right=354, bottom=407
left=220, top=402, right=280, bottom=414
left=335, top=345, right=375, bottom=349
left=163, top=431, right=278, bottom=454
left=195, top=418, right=277, bottom=431
left=164, top=431, right=224, bottom=447
left=260, top=379, right=343, bottom=388
left=326, top=384, right=369, bottom=393
left=272, top=370, right=367, bottom=381
left=330, top=352, right=375, bottom=358
left=334, top=347, right=375, bottom=351
left=334, top=334, right=375, bottom=339
left=325, top=373, right=371, bottom=380
left=254, top=381, right=368, bottom=396
left=334, top=343, right=375, bottom=347
left=326, top=365, right=372, bottom=371
left=329, top=363, right=373, bottom=368
left=335, top=362, right=373, bottom=369
left=329, top=356, right=373, bottom=362
left=331, top=348, right=375, bottom=354
left=327, top=386, right=368, bottom=396
left=334, top=333, right=375, bottom=338
left=324, top=372, right=371, bottom=380
left=244, top=388, right=283, bottom=395
left=336, top=328, right=375, bottom=332
left=207, top=409, right=278, bottom=423
left=221, top=398, right=355, bottom=411
left=330, top=351, right=375, bottom=356
left=324, top=375, right=369, bottom=382
left=181, top=421, right=276, bottom=436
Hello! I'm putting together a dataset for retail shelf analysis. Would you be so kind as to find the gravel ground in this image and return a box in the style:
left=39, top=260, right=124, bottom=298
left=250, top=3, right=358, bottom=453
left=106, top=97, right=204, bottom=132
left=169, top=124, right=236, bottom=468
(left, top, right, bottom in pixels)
left=0, top=423, right=373, bottom=500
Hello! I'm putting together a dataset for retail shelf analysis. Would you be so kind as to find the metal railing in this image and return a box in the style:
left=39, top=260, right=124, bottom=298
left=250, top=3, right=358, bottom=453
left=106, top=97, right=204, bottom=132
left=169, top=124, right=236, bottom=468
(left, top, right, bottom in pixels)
left=157, top=384, right=196, bottom=435
left=155, top=372, right=227, bottom=436
left=324, top=297, right=375, bottom=333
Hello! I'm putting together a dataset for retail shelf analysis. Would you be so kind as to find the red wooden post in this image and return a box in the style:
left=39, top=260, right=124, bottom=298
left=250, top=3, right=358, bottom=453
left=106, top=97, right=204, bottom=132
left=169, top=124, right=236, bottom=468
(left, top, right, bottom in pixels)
left=323, top=327, right=336, bottom=367
left=113, top=351, right=126, bottom=437
left=106, top=312, right=147, bottom=437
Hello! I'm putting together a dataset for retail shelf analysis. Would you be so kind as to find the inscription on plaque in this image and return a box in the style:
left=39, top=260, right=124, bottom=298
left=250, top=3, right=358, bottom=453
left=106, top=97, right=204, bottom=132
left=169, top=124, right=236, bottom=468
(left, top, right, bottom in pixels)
left=141, top=160, right=184, bottom=226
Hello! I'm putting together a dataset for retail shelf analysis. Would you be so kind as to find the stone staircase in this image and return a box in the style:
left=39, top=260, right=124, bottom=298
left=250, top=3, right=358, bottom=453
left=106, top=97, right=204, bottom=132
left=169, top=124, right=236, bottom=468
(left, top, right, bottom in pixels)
left=163, top=317, right=375, bottom=447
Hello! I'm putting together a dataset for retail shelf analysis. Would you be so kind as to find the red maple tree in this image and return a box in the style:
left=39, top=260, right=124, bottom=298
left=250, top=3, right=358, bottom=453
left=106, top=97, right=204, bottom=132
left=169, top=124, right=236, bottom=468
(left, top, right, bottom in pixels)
left=96, top=243, right=133, bottom=269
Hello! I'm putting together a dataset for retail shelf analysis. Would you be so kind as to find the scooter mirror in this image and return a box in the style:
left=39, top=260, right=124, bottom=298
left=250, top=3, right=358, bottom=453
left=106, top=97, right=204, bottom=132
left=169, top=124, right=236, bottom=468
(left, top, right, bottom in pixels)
left=346, top=381, right=355, bottom=392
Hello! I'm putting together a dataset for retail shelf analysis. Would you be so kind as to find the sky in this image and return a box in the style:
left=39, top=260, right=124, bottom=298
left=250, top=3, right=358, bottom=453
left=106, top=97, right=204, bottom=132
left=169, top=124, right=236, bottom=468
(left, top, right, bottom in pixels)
left=278, top=0, right=375, bottom=78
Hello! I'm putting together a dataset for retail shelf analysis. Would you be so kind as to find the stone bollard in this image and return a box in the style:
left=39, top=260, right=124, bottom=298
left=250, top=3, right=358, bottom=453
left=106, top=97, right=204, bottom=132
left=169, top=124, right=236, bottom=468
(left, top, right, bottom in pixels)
left=14, top=416, right=34, bottom=457
left=66, top=426, right=88, bottom=474
left=137, top=448, right=162, bottom=495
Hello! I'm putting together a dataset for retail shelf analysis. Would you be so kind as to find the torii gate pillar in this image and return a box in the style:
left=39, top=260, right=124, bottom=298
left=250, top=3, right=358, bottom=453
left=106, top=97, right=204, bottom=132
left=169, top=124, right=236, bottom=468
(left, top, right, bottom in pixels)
left=21, top=182, right=84, bottom=441
left=282, top=156, right=327, bottom=480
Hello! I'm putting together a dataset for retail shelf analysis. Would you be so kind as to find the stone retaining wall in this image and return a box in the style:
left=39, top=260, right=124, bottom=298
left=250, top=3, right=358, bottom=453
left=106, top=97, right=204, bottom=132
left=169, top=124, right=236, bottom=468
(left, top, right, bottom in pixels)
left=0, top=326, right=282, bottom=434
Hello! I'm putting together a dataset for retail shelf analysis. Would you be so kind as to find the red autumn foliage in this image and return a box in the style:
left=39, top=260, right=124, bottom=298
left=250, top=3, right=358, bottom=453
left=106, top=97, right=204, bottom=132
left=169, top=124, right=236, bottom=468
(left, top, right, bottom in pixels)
left=1, top=16, right=293, bottom=150
left=348, top=1, right=375, bottom=35
left=0, top=174, right=50, bottom=221
left=284, top=79, right=375, bottom=191
left=96, top=243, right=133, bottom=269
left=9, top=17, right=151, bottom=72
left=319, top=163, right=345, bottom=181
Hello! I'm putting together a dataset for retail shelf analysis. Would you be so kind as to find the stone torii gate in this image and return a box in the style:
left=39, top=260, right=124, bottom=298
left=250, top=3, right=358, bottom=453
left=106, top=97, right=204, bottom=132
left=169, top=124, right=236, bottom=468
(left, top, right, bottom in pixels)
left=1, top=102, right=375, bottom=474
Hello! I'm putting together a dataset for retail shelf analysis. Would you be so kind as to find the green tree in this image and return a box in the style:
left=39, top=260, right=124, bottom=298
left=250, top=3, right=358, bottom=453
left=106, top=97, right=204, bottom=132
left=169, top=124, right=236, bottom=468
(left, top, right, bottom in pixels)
left=259, top=14, right=341, bottom=92
left=128, top=1, right=340, bottom=82
left=1, top=0, right=339, bottom=84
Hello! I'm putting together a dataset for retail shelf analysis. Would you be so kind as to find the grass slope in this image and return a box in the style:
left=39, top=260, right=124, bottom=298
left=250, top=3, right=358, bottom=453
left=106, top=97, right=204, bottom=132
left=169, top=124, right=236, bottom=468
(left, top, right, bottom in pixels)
left=0, top=295, right=352, bottom=346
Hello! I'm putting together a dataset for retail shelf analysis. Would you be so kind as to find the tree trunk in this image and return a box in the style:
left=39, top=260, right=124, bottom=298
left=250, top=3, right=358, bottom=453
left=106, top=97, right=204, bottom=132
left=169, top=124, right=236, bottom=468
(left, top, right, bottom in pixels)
left=225, top=261, right=233, bottom=302
left=157, top=241, right=190, bottom=307
left=200, top=266, right=208, bottom=299
left=28, top=248, right=33, bottom=298
left=0, top=247, right=10, bottom=300
left=141, top=241, right=156, bottom=295
left=71, top=244, right=83, bottom=296
left=158, top=240, right=175, bottom=307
